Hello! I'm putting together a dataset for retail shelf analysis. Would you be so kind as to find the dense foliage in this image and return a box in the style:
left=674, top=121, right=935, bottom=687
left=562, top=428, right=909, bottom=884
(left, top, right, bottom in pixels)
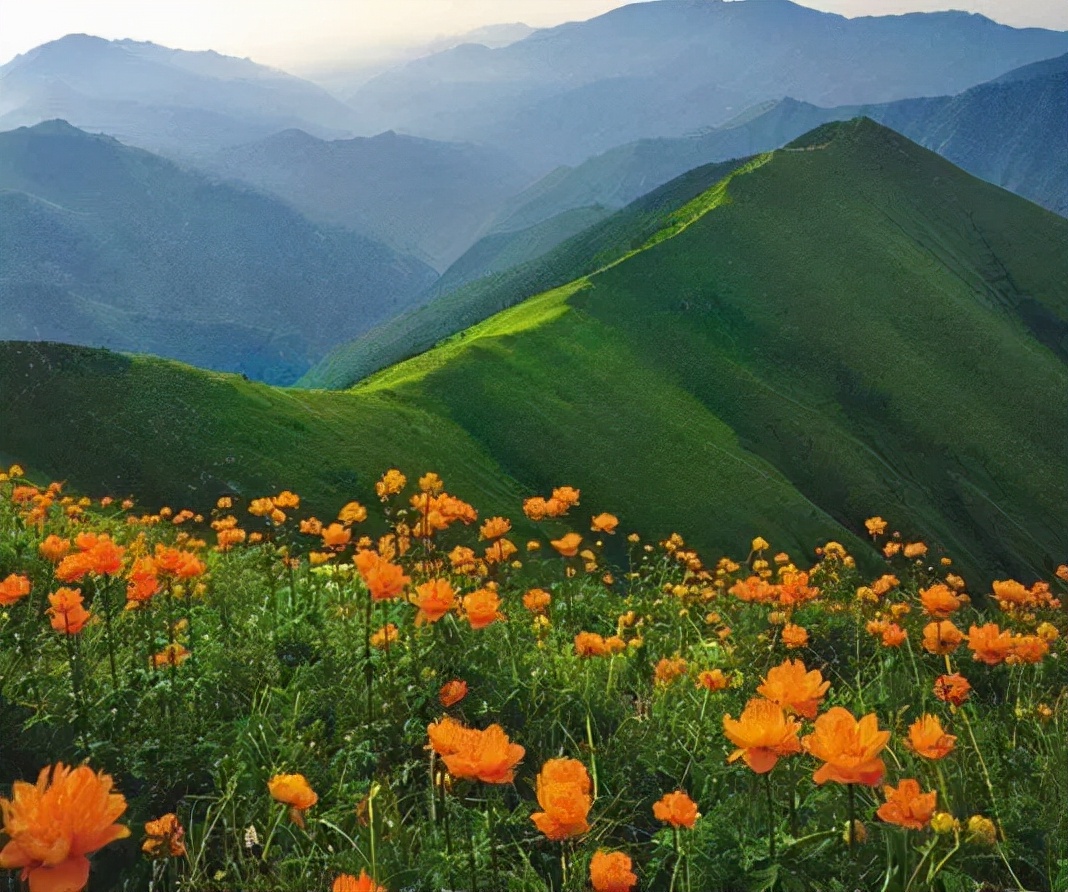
left=0, top=464, right=1065, bottom=892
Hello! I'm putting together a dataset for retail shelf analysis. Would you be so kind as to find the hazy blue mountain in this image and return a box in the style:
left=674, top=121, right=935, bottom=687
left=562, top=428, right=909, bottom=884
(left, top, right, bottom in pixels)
left=348, top=0, right=1068, bottom=171
left=0, top=35, right=360, bottom=158
left=209, top=129, right=533, bottom=270
left=496, top=54, right=1068, bottom=232
left=306, top=23, right=538, bottom=97
left=0, top=121, right=436, bottom=383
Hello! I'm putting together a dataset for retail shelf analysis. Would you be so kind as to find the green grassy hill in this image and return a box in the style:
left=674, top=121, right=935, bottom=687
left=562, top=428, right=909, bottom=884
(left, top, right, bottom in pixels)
left=3, top=120, right=1065, bottom=584
left=299, top=158, right=747, bottom=389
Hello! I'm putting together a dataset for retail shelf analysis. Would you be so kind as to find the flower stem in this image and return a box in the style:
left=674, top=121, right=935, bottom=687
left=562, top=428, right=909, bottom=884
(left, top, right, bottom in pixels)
left=765, top=772, right=777, bottom=860
left=847, top=783, right=856, bottom=851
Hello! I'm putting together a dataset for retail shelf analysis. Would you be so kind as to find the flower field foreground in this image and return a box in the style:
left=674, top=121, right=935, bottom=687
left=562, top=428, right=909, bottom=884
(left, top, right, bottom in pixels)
left=0, top=465, right=1065, bottom=892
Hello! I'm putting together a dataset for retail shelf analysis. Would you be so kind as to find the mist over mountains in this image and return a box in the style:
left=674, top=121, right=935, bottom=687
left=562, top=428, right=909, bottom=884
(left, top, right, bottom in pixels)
left=347, top=0, right=1068, bottom=170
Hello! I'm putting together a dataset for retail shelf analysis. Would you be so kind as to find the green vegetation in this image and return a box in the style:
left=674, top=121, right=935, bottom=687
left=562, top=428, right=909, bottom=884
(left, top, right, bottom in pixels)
left=0, top=467, right=1065, bottom=892
left=2, top=121, right=1066, bottom=585
left=300, top=158, right=748, bottom=390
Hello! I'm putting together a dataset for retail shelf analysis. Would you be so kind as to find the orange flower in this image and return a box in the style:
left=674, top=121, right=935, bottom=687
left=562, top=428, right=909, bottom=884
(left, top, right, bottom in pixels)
left=865, top=517, right=887, bottom=537
left=652, top=791, right=700, bottom=829
left=439, top=680, right=468, bottom=708
left=968, top=623, right=1014, bottom=665
left=151, top=644, right=190, bottom=669
left=142, top=813, right=186, bottom=858
left=441, top=725, right=525, bottom=785
left=722, top=698, right=803, bottom=774
left=589, top=850, right=637, bottom=892
left=321, top=523, right=352, bottom=549
left=696, top=669, right=728, bottom=692
left=1008, top=635, right=1048, bottom=664
left=922, top=621, right=964, bottom=655
left=575, top=632, right=609, bottom=657
left=876, top=779, right=936, bottom=830
left=0, top=762, right=129, bottom=892
left=907, top=714, right=956, bottom=760
left=920, top=584, right=963, bottom=619
left=934, top=674, right=971, bottom=706
left=781, top=623, right=809, bottom=649
left=337, top=501, right=368, bottom=524
left=38, top=536, right=69, bottom=563
left=523, top=497, right=549, bottom=521
left=54, top=552, right=92, bottom=583
left=654, top=656, right=687, bottom=686
left=333, top=871, right=387, bottom=892
left=267, top=774, right=317, bottom=827
left=523, top=588, right=551, bottom=613
left=427, top=716, right=475, bottom=757
left=479, top=516, right=511, bottom=540
left=360, top=554, right=410, bottom=602
left=802, top=707, right=889, bottom=787
left=463, top=588, right=502, bottom=629
left=47, top=588, right=91, bottom=635
left=87, top=538, right=125, bottom=576
left=590, top=513, right=619, bottom=534
left=369, top=624, right=399, bottom=649
left=0, top=574, right=31, bottom=606
left=551, top=486, right=581, bottom=508
left=418, top=472, right=444, bottom=494
left=870, top=574, right=899, bottom=596
left=530, top=758, right=591, bottom=840
left=483, top=538, right=517, bottom=565
left=879, top=623, right=907, bottom=647
left=757, top=659, right=829, bottom=719
left=375, top=469, right=407, bottom=500
left=412, top=579, right=456, bottom=625
left=903, top=542, right=927, bottom=559
left=550, top=533, right=583, bottom=557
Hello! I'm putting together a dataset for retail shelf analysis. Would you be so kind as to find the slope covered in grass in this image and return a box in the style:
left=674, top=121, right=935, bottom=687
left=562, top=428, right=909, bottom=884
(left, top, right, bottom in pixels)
left=3, top=121, right=1065, bottom=584
left=299, top=158, right=747, bottom=389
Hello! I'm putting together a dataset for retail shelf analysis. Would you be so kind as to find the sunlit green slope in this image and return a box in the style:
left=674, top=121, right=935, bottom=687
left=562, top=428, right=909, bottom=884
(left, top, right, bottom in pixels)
left=3, top=120, right=1065, bottom=583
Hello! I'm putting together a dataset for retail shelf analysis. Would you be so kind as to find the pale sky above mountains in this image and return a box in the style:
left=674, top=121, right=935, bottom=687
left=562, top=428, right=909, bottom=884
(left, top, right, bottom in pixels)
left=1, top=0, right=1064, bottom=71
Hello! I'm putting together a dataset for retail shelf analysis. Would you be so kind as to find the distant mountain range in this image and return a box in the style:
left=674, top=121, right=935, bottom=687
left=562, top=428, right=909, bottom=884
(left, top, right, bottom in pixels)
left=0, top=121, right=436, bottom=383
left=207, top=129, right=533, bottom=270
left=0, top=34, right=360, bottom=158
left=489, top=52, right=1068, bottom=236
left=348, top=0, right=1068, bottom=170
left=3, top=121, right=1064, bottom=585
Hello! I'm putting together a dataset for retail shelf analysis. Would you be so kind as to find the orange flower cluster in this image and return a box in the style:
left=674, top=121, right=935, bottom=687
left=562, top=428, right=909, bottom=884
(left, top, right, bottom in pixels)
left=0, top=763, right=129, bottom=892
left=531, top=758, right=592, bottom=840
left=408, top=490, right=478, bottom=539
left=427, top=717, right=524, bottom=784
left=55, top=534, right=125, bottom=582
left=574, top=632, right=625, bottom=657
left=523, top=486, right=580, bottom=521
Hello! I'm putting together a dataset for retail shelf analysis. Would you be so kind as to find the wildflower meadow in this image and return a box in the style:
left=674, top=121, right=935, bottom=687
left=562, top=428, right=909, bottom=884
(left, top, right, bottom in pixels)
left=0, top=464, right=1064, bottom=892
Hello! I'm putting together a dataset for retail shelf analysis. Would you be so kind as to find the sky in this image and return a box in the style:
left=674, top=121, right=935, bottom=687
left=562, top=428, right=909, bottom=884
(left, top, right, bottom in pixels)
left=1, top=0, right=1065, bottom=71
